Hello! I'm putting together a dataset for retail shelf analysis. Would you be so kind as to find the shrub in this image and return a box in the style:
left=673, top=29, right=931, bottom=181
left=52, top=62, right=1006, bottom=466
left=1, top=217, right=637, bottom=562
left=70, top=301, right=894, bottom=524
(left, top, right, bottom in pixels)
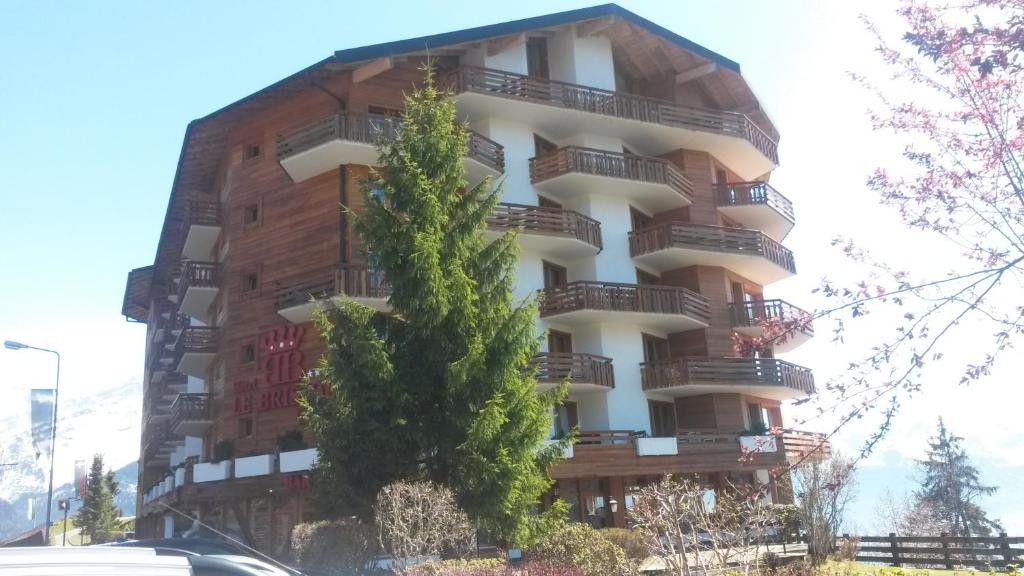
left=290, top=519, right=378, bottom=575
left=832, top=536, right=860, bottom=562
left=212, top=439, right=234, bottom=462
left=526, top=523, right=635, bottom=576
left=375, top=481, right=476, bottom=570
left=409, top=559, right=583, bottom=576
left=277, top=429, right=308, bottom=452
left=599, top=528, right=647, bottom=561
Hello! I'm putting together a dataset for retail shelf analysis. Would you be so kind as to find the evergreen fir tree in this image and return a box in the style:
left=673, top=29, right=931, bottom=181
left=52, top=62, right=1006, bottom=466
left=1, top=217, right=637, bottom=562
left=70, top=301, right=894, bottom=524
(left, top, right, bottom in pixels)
left=300, top=65, right=565, bottom=546
left=915, top=419, right=1001, bottom=537
left=75, top=454, right=121, bottom=544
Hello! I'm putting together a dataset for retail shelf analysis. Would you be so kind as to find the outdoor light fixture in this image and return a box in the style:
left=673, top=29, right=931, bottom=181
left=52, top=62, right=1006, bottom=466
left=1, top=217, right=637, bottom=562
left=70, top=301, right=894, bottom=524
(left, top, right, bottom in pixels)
left=4, top=339, right=61, bottom=544
left=609, top=498, right=619, bottom=513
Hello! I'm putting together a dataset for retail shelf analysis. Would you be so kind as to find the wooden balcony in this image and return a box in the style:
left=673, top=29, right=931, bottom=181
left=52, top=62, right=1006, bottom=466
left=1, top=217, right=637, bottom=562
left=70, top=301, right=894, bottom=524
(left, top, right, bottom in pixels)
left=175, top=261, right=221, bottom=322
left=781, top=430, right=831, bottom=461
left=485, top=202, right=602, bottom=258
left=629, top=223, right=796, bottom=285
left=173, top=327, right=218, bottom=379
left=551, top=429, right=789, bottom=479
left=170, top=393, right=213, bottom=437
left=181, top=199, right=222, bottom=261
left=444, top=66, right=778, bottom=180
left=274, top=265, right=391, bottom=323
left=151, top=302, right=188, bottom=346
left=276, top=112, right=504, bottom=183
left=731, top=299, right=813, bottom=352
left=640, top=357, right=815, bottom=400
left=715, top=182, right=795, bottom=241
left=540, top=281, right=709, bottom=331
left=532, top=352, right=614, bottom=393
left=153, top=372, right=187, bottom=402
left=529, top=147, right=693, bottom=212
left=143, top=421, right=183, bottom=465
left=147, top=341, right=175, bottom=373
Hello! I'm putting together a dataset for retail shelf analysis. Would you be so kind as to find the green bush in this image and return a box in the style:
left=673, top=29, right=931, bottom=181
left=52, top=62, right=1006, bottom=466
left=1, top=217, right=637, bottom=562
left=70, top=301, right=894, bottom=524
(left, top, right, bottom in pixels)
left=290, top=519, right=377, bottom=575
left=409, top=559, right=584, bottom=576
left=408, top=558, right=505, bottom=575
left=527, top=523, right=635, bottom=576
left=599, top=528, right=647, bottom=560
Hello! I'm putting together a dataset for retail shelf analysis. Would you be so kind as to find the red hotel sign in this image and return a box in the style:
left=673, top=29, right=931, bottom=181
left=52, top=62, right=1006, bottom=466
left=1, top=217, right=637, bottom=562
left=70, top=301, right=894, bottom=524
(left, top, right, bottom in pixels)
left=233, top=325, right=329, bottom=415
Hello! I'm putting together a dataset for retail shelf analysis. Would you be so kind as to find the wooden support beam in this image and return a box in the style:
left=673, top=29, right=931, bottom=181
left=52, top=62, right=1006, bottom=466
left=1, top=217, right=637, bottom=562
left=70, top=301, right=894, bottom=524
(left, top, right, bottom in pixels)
left=352, top=57, right=393, bottom=83
left=576, top=16, right=616, bottom=37
left=487, top=32, right=527, bottom=57
left=675, top=62, right=718, bottom=84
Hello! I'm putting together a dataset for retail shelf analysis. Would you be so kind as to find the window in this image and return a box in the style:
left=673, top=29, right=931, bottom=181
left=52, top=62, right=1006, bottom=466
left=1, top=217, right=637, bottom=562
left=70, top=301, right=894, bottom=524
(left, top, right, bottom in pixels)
left=747, top=404, right=771, bottom=432
left=542, top=261, right=567, bottom=289
left=636, top=268, right=660, bottom=286
left=642, top=334, right=669, bottom=363
left=716, top=168, right=729, bottom=185
left=526, top=37, right=550, bottom=79
left=630, top=207, right=652, bottom=231
left=241, top=343, right=256, bottom=364
left=243, top=202, right=261, bottom=228
left=237, top=417, right=254, bottom=438
left=534, top=134, right=557, bottom=156
left=553, top=401, right=578, bottom=438
left=538, top=196, right=561, bottom=209
left=649, top=401, right=677, bottom=438
left=241, top=271, right=260, bottom=295
left=243, top=141, right=262, bottom=162
left=548, top=330, right=573, bottom=354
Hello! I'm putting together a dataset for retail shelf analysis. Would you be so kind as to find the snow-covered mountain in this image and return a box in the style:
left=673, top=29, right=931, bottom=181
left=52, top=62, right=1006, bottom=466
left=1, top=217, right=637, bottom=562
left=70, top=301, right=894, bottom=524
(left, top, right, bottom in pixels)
left=0, top=380, right=142, bottom=541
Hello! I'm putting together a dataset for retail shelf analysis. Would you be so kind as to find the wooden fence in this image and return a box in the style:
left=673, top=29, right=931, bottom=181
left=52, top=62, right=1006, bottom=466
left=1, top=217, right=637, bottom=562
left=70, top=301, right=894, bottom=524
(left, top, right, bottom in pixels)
left=844, top=533, right=1024, bottom=570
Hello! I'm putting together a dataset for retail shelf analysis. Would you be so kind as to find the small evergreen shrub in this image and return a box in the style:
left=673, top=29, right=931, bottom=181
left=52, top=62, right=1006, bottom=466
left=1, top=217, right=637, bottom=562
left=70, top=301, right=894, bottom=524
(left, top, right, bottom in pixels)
left=211, top=439, right=234, bottom=462
left=599, top=528, right=648, bottom=560
left=526, top=523, right=635, bottom=576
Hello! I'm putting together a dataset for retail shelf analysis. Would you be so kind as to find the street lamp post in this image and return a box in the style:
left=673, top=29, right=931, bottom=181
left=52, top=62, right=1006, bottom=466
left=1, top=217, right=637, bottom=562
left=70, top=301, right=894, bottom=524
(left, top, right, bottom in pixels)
left=4, top=340, right=61, bottom=545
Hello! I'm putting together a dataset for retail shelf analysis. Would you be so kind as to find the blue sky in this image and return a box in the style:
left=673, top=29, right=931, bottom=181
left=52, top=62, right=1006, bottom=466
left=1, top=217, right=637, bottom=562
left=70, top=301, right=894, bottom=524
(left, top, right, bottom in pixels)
left=1, top=1, right=1019, bottom=531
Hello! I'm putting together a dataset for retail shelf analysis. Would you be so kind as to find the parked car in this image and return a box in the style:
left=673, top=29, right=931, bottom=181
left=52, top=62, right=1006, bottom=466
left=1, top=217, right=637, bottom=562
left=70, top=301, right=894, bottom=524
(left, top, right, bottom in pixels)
left=0, top=546, right=272, bottom=575
left=102, top=539, right=301, bottom=575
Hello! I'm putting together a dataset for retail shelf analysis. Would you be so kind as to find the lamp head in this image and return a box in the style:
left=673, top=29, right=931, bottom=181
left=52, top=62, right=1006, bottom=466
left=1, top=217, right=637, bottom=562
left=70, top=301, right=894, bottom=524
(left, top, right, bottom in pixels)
left=4, top=341, right=27, bottom=351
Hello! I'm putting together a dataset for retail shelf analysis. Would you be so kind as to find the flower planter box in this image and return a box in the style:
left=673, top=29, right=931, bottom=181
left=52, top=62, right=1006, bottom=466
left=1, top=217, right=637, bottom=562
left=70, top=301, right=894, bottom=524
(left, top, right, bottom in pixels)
left=543, top=439, right=574, bottom=459
left=193, top=460, right=232, bottom=483
left=739, top=435, right=778, bottom=453
left=279, top=448, right=318, bottom=473
left=235, top=454, right=275, bottom=478
left=174, top=467, right=186, bottom=486
left=636, top=437, right=679, bottom=456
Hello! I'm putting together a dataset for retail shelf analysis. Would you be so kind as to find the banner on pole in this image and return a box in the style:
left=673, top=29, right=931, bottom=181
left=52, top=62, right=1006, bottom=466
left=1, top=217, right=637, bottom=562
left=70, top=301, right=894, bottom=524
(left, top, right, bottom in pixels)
left=30, top=389, right=55, bottom=461
left=74, top=460, right=87, bottom=498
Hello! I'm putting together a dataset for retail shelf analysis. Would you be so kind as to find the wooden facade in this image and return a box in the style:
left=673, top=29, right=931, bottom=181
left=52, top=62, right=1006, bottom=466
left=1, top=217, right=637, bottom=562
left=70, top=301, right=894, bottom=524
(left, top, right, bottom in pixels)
left=125, top=5, right=825, bottom=555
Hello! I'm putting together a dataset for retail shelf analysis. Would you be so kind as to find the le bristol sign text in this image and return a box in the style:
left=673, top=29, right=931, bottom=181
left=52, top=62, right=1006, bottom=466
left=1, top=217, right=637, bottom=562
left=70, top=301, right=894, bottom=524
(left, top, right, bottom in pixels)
left=232, top=325, right=328, bottom=415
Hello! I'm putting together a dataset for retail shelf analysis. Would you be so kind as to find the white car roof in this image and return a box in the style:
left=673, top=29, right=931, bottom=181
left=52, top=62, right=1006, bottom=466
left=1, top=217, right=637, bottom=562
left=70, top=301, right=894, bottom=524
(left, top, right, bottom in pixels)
left=0, top=547, right=192, bottom=576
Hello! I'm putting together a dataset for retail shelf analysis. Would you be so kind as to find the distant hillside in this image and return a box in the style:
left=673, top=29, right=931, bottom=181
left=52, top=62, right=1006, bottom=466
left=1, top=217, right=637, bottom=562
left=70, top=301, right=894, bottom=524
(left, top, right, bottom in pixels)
left=0, top=380, right=141, bottom=542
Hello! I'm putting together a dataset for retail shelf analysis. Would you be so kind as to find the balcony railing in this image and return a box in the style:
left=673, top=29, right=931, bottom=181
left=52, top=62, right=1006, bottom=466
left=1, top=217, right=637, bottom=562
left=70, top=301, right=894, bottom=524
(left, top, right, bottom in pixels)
left=176, top=261, right=221, bottom=304
left=170, top=393, right=211, bottom=433
left=143, top=421, right=182, bottom=461
left=640, top=357, right=815, bottom=395
left=532, top=352, right=614, bottom=389
left=183, top=199, right=221, bottom=229
left=540, top=281, right=710, bottom=324
left=274, top=265, right=392, bottom=311
left=444, top=65, right=778, bottom=164
left=629, top=223, right=796, bottom=274
left=714, top=182, right=794, bottom=223
left=730, top=299, right=813, bottom=334
left=174, top=327, right=218, bottom=360
left=529, top=147, right=693, bottom=202
left=276, top=112, right=505, bottom=174
left=487, top=203, right=602, bottom=251
left=781, top=430, right=831, bottom=459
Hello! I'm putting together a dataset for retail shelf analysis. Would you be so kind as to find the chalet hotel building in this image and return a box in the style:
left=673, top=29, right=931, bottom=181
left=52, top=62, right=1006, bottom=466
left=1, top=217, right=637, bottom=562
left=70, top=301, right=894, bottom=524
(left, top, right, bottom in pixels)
left=123, top=4, right=826, bottom=554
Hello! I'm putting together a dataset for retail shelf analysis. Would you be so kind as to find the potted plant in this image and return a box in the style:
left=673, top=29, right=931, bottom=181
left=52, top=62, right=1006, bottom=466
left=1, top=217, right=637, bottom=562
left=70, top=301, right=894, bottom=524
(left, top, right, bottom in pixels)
left=276, top=429, right=309, bottom=452
left=212, top=439, right=235, bottom=463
